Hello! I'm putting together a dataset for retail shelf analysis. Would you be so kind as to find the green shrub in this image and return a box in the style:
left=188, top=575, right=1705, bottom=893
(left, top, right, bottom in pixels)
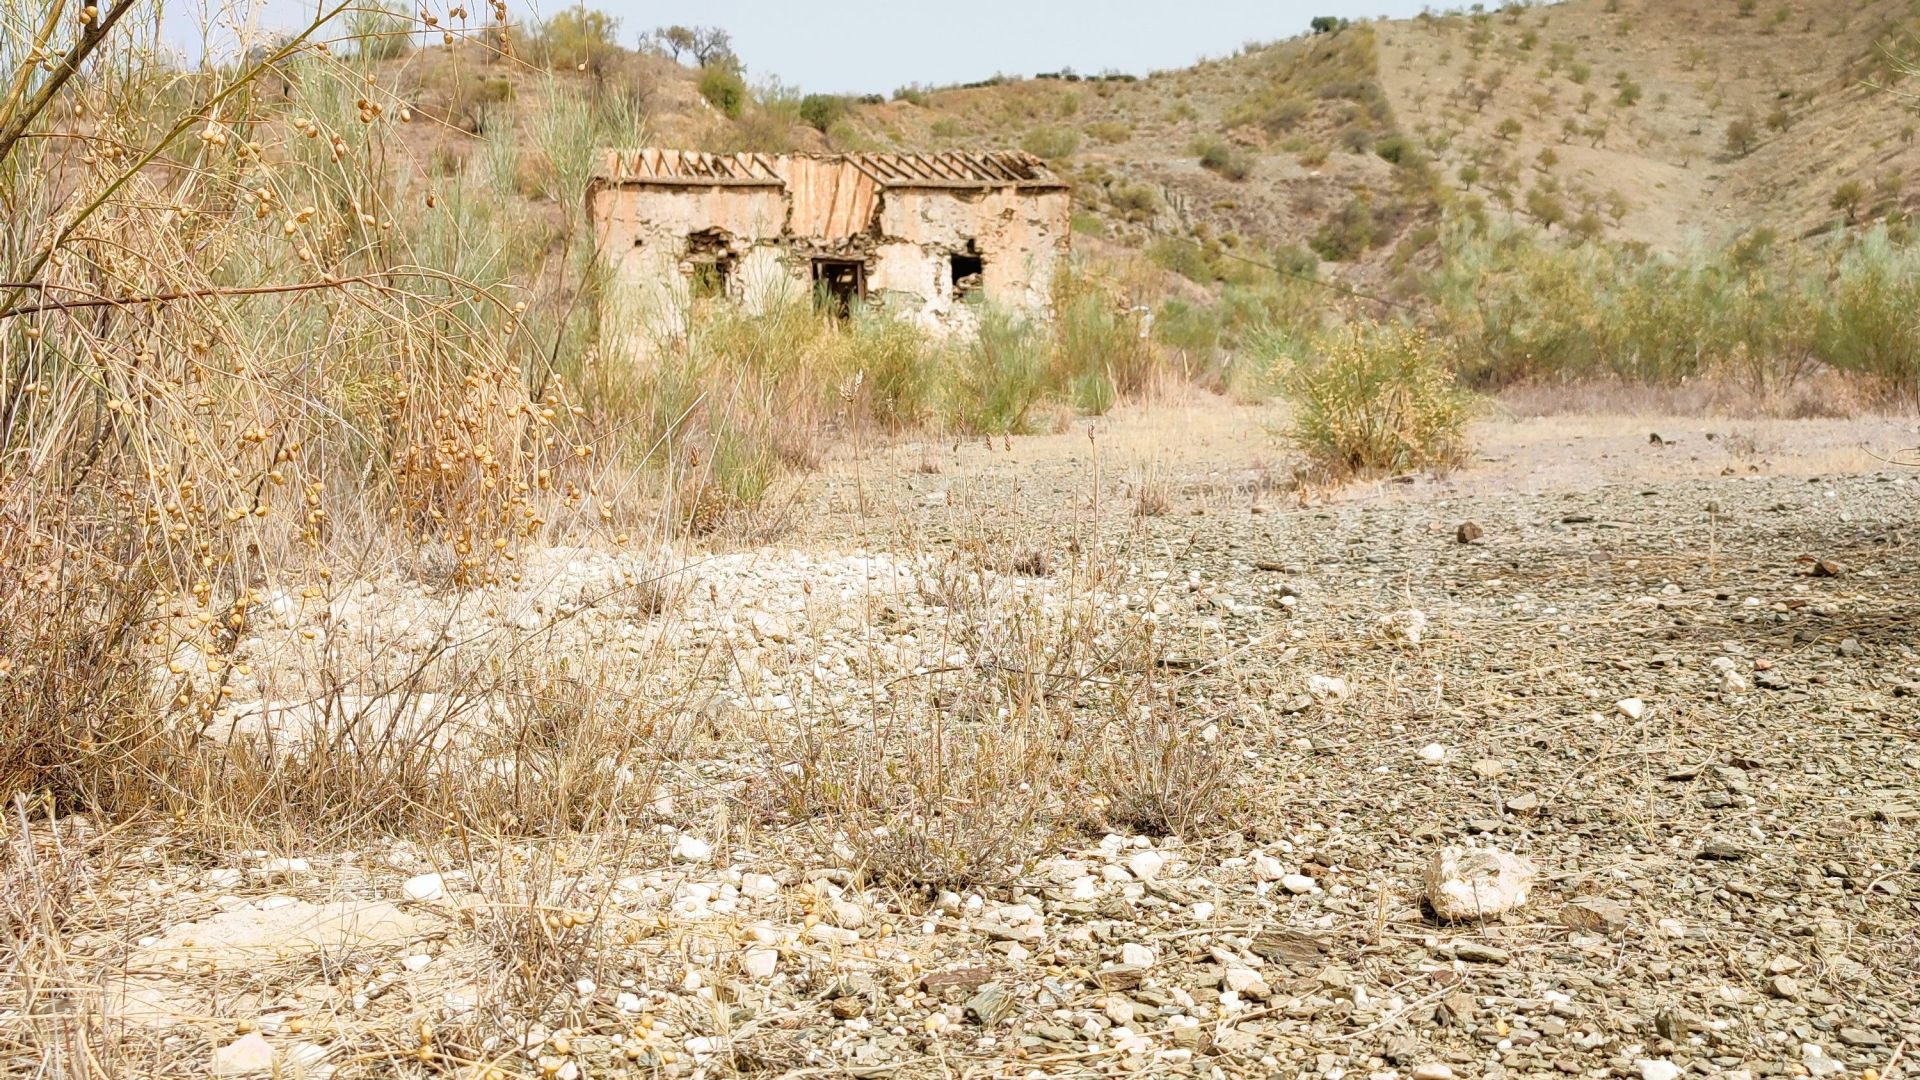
left=537, top=5, right=621, bottom=70
left=1285, top=322, right=1475, bottom=475
left=1108, top=181, right=1161, bottom=220
left=798, top=93, right=851, bottom=133
left=1020, top=126, right=1081, bottom=159
left=1148, top=235, right=1217, bottom=282
left=951, top=307, right=1050, bottom=433
left=1055, top=280, right=1155, bottom=401
left=348, top=3, right=413, bottom=60
left=1374, top=134, right=1419, bottom=165
left=1195, top=138, right=1254, bottom=180
left=1310, top=196, right=1377, bottom=261
left=837, top=307, right=942, bottom=429
left=699, top=66, right=749, bottom=118
left=1815, top=231, right=1920, bottom=389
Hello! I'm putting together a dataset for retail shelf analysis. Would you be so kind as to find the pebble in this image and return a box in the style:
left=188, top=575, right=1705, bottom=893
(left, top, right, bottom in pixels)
left=214, top=1032, right=276, bottom=1075
left=1126, top=850, right=1166, bottom=881
left=1637, top=1059, right=1682, bottom=1080
left=401, top=873, right=447, bottom=902
left=1425, top=845, right=1536, bottom=921
left=673, top=835, right=714, bottom=862
left=1281, top=873, right=1317, bottom=895
left=1413, top=1065, right=1457, bottom=1080
left=1418, top=743, right=1450, bottom=765
left=742, top=947, right=779, bottom=979
left=1121, top=942, right=1156, bottom=968
left=1802, top=1044, right=1843, bottom=1077
left=1617, top=698, right=1647, bottom=720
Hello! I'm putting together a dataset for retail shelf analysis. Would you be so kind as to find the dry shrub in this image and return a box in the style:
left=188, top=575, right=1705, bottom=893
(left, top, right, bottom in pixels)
left=752, top=554, right=1232, bottom=888
left=1286, top=322, right=1476, bottom=475
left=0, top=12, right=612, bottom=833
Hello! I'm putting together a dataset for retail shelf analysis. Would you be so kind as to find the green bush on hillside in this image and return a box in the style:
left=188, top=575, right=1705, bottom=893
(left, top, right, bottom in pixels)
left=699, top=66, right=748, bottom=118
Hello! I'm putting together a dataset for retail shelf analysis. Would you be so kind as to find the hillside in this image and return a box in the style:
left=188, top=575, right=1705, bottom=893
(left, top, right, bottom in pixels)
left=367, top=0, right=1920, bottom=301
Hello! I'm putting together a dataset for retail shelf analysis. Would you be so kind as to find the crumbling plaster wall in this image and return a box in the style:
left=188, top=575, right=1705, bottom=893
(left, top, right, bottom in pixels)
left=591, top=181, right=1070, bottom=335
left=876, top=188, right=1071, bottom=319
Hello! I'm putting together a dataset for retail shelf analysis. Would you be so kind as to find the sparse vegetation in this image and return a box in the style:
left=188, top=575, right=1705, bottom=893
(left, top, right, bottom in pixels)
left=1284, top=322, right=1475, bottom=475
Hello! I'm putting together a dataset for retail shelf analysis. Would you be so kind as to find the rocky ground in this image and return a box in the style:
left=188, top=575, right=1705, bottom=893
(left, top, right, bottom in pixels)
left=5, top=406, right=1917, bottom=1079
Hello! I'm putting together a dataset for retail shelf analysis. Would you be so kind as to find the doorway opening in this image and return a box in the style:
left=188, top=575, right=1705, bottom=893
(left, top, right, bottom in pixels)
left=811, top=258, right=865, bottom=317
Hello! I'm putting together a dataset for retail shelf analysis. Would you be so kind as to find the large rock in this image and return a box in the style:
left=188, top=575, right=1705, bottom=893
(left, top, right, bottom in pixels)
left=1424, top=845, right=1538, bottom=922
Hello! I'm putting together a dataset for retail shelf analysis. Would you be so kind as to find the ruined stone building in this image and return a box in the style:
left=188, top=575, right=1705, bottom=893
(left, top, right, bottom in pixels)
left=587, top=149, right=1071, bottom=329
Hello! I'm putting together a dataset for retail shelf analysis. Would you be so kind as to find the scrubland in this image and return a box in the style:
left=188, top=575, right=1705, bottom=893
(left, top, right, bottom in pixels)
left=2, top=3, right=1918, bottom=1079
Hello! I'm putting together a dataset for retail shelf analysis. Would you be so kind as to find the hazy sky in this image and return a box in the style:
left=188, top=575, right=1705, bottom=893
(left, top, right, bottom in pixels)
left=161, top=1, right=1440, bottom=94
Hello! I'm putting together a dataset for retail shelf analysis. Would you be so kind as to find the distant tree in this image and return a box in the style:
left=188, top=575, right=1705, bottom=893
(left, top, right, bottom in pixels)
left=1526, top=185, right=1567, bottom=229
left=1724, top=115, right=1758, bottom=157
left=1309, top=16, right=1350, bottom=34
left=652, top=24, right=695, bottom=61
left=653, top=24, right=734, bottom=67
left=689, top=26, right=735, bottom=66
left=1830, top=179, right=1867, bottom=224
left=1535, top=146, right=1559, bottom=171
left=1495, top=116, right=1522, bottom=140
left=1765, top=106, right=1792, bottom=132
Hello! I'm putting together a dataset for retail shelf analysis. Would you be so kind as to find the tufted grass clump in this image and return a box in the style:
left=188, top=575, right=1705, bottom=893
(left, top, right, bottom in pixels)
left=1285, top=322, right=1476, bottom=476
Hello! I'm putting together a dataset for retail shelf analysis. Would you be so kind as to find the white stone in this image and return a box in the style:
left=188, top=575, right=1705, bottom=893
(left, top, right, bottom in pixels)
left=206, top=868, right=244, bottom=890
left=401, top=873, right=447, bottom=902
left=1126, top=850, right=1166, bottom=881
left=829, top=899, right=866, bottom=928
left=258, top=858, right=309, bottom=878
left=741, top=873, right=779, bottom=899
left=1424, top=845, right=1537, bottom=922
left=1307, top=674, right=1350, bottom=702
left=741, top=947, right=778, bottom=979
left=1121, top=943, right=1156, bottom=968
left=616, top=992, right=644, bottom=1013
left=214, top=1032, right=276, bottom=1075
left=1418, top=743, right=1449, bottom=765
left=1221, top=967, right=1269, bottom=999
left=1281, top=873, right=1317, bottom=895
left=1412, top=1065, right=1456, bottom=1080
left=1617, top=698, right=1647, bottom=720
left=1637, top=1059, right=1682, bottom=1080
left=1251, top=852, right=1286, bottom=881
left=673, top=835, right=714, bottom=863
left=805, top=923, right=858, bottom=947
left=402, top=953, right=432, bottom=972
left=1190, top=901, right=1215, bottom=922
left=1801, top=1045, right=1842, bottom=1078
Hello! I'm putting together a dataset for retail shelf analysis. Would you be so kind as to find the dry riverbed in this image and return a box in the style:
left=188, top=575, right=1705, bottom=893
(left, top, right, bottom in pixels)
left=6, top=406, right=1918, bottom=1080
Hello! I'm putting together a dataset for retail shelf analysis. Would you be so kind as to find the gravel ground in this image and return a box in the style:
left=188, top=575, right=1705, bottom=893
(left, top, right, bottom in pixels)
left=8, top=406, right=1917, bottom=1080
